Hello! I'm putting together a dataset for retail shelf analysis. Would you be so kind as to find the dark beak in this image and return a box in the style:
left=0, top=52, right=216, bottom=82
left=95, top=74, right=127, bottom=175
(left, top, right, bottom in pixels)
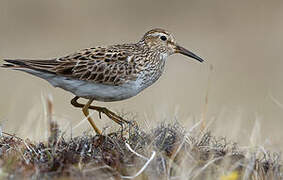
left=175, top=45, right=204, bottom=62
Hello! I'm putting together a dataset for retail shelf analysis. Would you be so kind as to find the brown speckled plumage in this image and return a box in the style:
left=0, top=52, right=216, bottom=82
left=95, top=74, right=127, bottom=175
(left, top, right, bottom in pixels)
left=2, top=28, right=204, bottom=134
left=3, top=29, right=203, bottom=88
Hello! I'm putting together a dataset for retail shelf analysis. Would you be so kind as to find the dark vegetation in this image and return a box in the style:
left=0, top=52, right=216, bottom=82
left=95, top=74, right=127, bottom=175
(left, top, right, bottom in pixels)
left=0, top=99, right=281, bottom=179
left=0, top=122, right=282, bottom=179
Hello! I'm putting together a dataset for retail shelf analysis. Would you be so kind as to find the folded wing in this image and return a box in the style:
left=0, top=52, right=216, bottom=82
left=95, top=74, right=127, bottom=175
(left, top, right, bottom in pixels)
left=2, top=45, right=139, bottom=86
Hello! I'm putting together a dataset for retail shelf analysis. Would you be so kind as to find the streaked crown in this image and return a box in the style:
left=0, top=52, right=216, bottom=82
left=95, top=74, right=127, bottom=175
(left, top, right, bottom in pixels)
left=140, top=28, right=204, bottom=62
left=141, top=28, right=176, bottom=55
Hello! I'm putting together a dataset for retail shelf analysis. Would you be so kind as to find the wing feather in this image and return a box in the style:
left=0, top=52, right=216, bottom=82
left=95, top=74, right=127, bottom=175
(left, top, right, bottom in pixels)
left=3, top=45, right=139, bottom=86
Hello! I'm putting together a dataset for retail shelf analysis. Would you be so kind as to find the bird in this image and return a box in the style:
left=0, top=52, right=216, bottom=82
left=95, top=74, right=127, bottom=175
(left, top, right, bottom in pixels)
left=1, top=28, right=204, bottom=134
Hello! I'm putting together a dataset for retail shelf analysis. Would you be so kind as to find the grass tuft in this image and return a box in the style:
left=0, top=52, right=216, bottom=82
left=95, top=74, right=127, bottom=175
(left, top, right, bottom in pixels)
left=0, top=119, right=282, bottom=179
left=0, top=97, right=282, bottom=180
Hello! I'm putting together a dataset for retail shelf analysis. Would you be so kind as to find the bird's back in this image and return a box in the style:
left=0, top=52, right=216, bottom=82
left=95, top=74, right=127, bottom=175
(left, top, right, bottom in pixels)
left=1, top=43, right=166, bottom=101
left=3, top=44, right=144, bottom=86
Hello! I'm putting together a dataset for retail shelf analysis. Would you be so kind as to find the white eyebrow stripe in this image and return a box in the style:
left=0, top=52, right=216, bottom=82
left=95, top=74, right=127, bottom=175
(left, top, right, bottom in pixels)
left=151, top=32, right=167, bottom=37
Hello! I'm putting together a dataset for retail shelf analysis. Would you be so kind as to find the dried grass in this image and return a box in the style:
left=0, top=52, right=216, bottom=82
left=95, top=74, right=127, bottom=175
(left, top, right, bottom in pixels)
left=0, top=121, right=281, bottom=180
left=0, top=98, right=282, bottom=179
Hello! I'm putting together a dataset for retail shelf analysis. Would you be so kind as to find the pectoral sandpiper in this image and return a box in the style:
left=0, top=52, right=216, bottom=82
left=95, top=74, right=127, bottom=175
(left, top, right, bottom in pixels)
left=2, top=28, right=204, bottom=134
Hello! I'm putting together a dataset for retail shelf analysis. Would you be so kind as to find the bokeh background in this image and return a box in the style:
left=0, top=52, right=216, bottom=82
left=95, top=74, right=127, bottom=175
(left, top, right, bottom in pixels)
left=1, top=0, right=283, bottom=150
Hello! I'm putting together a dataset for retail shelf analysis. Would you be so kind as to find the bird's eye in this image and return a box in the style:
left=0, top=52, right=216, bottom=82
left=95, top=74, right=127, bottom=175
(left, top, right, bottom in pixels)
left=160, top=35, right=167, bottom=41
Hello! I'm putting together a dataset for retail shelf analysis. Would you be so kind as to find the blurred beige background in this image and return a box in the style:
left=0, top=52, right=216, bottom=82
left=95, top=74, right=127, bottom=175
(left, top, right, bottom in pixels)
left=0, top=0, right=283, bottom=149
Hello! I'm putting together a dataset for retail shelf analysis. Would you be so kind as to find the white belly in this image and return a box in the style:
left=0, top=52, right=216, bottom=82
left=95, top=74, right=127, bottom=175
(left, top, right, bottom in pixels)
left=18, top=69, right=142, bottom=102
left=52, top=77, right=141, bottom=101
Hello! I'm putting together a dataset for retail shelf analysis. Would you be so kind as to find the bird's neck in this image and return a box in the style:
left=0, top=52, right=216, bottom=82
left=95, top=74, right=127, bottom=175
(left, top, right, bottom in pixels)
left=135, top=48, right=168, bottom=90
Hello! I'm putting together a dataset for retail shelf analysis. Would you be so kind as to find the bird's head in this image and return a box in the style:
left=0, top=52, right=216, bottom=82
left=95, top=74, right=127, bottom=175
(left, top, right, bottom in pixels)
left=141, top=28, right=204, bottom=62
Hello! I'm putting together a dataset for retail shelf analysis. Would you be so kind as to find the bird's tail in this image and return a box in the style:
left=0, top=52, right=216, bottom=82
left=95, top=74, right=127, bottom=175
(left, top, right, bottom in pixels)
left=1, top=59, right=29, bottom=68
left=1, top=59, right=61, bottom=74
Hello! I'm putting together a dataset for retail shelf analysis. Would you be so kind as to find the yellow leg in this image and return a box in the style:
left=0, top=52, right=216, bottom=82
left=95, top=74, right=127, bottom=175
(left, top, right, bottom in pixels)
left=92, top=106, right=129, bottom=125
left=71, top=96, right=129, bottom=129
left=81, top=98, right=102, bottom=134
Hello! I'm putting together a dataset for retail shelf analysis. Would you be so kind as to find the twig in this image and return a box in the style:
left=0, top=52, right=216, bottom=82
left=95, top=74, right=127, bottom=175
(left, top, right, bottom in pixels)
left=2, top=132, right=23, bottom=141
left=201, top=64, right=213, bottom=131
left=125, top=143, right=148, bottom=160
left=191, top=157, right=223, bottom=179
left=121, top=150, right=156, bottom=179
left=23, top=140, right=38, bottom=157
